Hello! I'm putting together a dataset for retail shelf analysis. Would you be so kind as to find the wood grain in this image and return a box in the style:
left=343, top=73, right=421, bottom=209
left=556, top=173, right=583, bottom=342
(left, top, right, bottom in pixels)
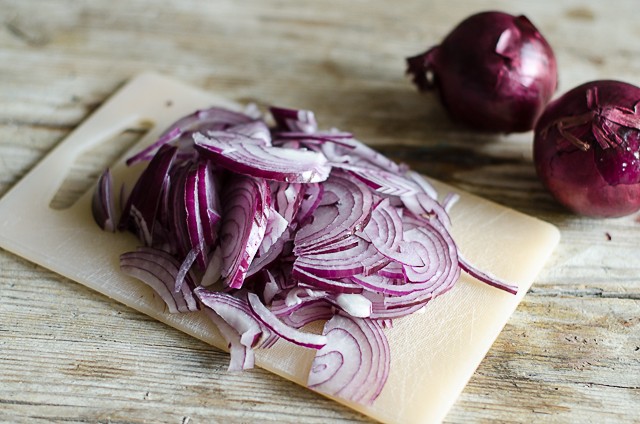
left=1, top=0, right=639, bottom=422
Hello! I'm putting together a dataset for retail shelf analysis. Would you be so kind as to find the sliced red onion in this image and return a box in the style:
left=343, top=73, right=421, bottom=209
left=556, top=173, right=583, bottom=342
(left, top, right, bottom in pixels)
left=258, top=207, right=288, bottom=257
left=442, top=192, right=460, bottom=213
left=364, top=291, right=429, bottom=320
left=202, top=308, right=256, bottom=371
left=274, top=130, right=353, bottom=143
left=274, top=265, right=297, bottom=291
left=195, top=288, right=268, bottom=371
left=401, top=225, right=460, bottom=297
left=318, top=189, right=339, bottom=207
left=247, top=292, right=327, bottom=349
left=295, top=182, right=324, bottom=226
left=161, top=106, right=256, bottom=137
left=270, top=181, right=304, bottom=224
left=196, top=161, right=221, bottom=247
left=120, top=247, right=198, bottom=313
left=284, top=287, right=327, bottom=307
left=272, top=287, right=370, bottom=319
left=184, top=165, right=209, bottom=269
left=92, top=168, right=116, bottom=232
left=126, top=128, right=196, bottom=166
left=126, top=128, right=183, bottom=166
left=351, top=275, right=435, bottom=315
left=195, top=289, right=268, bottom=347
left=265, top=288, right=326, bottom=319
left=194, top=132, right=331, bottom=183
left=347, top=315, right=390, bottom=404
left=401, top=193, right=452, bottom=229
left=262, top=269, right=281, bottom=305
left=308, top=314, right=389, bottom=405
left=320, top=137, right=406, bottom=175
left=201, top=245, right=222, bottom=287
left=319, top=140, right=354, bottom=165
left=120, top=144, right=178, bottom=245
left=362, top=198, right=417, bottom=265
left=219, top=175, right=270, bottom=288
left=333, top=163, right=420, bottom=196
left=375, top=292, right=430, bottom=312
left=292, top=266, right=364, bottom=294
left=275, top=299, right=334, bottom=329
left=167, top=163, right=192, bottom=257
left=351, top=273, right=418, bottom=296
left=406, top=170, right=439, bottom=200
left=226, top=121, right=272, bottom=145
left=294, top=173, right=374, bottom=251
left=92, top=103, right=522, bottom=406
left=156, top=167, right=173, bottom=231
left=270, top=106, right=318, bottom=133
left=332, top=293, right=372, bottom=318
left=203, top=129, right=270, bottom=146
left=246, top=228, right=290, bottom=278
left=377, top=261, right=405, bottom=279
left=297, top=236, right=360, bottom=256
left=458, top=252, right=518, bottom=295
left=295, top=237, right=389, bottom=279
left=175, top=246, right=200, bottom=292
left=295, top=205, right=340, bottom=250
left=276, top=139, right=303, bottom=151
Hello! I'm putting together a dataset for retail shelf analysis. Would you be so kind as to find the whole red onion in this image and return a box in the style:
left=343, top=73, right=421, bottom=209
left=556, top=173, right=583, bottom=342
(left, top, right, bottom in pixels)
left=406, top=11, right=558, bottom=133
left=534, top=80, right=640, bottom=218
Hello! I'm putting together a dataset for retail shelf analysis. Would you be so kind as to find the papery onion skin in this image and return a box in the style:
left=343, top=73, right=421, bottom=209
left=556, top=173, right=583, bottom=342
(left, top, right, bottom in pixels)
left=406, top=11, right=557, bottom=133
left=534, top=80, right=640, bottom=217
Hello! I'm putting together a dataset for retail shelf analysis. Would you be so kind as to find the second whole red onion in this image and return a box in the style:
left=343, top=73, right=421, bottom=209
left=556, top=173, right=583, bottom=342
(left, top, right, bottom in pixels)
left=534, top=80, right=640, bottom=218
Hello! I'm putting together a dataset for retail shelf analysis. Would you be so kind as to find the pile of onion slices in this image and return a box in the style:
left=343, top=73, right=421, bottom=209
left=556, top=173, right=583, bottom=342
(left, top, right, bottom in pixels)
left=92, top=105, right=517, bottom=405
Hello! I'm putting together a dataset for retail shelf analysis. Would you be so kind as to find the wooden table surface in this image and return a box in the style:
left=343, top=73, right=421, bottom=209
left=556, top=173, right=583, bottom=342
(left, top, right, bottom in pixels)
left=1, top=0, right=639, bottom=423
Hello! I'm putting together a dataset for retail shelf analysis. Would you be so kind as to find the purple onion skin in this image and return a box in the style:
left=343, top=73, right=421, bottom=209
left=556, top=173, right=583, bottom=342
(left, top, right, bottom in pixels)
left=407, top=11, right=557, bottom=133
left=534, top=80, right=640, bottom=218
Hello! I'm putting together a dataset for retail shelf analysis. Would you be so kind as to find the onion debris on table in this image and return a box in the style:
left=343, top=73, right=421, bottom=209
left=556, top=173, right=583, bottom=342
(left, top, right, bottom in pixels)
left=406, top=11, right=557, bottom=133
left=534, top=80, right=640, bottom=218
left=92, top=104, right=517, bottom=405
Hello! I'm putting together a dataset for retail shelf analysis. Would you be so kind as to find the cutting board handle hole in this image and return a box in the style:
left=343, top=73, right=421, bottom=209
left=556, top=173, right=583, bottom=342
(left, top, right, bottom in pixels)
left=49, top=120, right=154, bottom=210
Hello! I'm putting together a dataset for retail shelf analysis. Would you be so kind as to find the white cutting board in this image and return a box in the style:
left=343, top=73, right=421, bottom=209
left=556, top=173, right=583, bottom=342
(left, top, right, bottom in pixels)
left=0, top=73, right=560, bottom=424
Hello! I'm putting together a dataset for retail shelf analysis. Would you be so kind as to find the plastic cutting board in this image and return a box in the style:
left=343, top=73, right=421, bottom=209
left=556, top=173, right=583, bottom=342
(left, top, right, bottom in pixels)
left=0, top=73, right=560, bottom=424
